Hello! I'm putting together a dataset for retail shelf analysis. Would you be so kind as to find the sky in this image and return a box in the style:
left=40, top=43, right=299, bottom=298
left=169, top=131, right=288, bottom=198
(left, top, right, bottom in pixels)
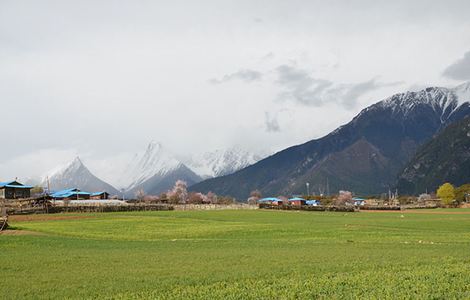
left=1, top=0, right=470, bottom=181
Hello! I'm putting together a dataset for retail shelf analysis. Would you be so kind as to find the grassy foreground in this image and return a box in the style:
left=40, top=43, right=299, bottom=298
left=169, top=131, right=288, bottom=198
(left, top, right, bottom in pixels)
left=1, top=209, right=470, bottom=299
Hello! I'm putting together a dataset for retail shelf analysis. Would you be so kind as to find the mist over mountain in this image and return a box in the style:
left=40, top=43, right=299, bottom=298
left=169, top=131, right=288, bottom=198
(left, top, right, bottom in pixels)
left=121, top=143, right=266, bottom=196
left=183, top=147, right=265, bottom=179
left=190, top=83, right=470, bottom=199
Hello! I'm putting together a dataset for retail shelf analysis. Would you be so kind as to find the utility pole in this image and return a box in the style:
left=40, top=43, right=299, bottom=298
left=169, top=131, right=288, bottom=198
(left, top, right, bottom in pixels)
left=326, top=177, right=330, bottom=196
left=47, top=176, right=50, bottom=194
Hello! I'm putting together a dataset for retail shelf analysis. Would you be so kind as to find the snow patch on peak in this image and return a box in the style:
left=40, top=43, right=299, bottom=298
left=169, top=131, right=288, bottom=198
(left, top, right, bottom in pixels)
left=43, top=156, right=84, bottom=181
left=373, top=85, right=466, bottom=121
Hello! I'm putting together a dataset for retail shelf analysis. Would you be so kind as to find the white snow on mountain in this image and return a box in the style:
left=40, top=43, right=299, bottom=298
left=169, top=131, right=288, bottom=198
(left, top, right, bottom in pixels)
left=40, top=141, right=270, bottom=194
left=42, top=156, right=83, bottom=184
left=120, top=141, right=183, bottom=191
left=42, top=156, right=119, bottom=193
left=453, top=81, right=470, bottom=106
left=356, top=82, right=470, bottom=121
left=184, top=147, right=265, bottom=179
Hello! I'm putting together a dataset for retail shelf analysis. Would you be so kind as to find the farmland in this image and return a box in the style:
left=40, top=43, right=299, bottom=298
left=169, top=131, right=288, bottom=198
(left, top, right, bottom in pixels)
left=1, top=209, right=470, bottom=299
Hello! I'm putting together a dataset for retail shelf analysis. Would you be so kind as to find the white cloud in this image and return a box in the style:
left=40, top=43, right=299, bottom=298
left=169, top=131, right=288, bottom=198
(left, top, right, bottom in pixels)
left=210, top=69, right=263, bottom=84
left=1, top=0, right=470, bottom=178
left=0, top=148, right=78, bottom=181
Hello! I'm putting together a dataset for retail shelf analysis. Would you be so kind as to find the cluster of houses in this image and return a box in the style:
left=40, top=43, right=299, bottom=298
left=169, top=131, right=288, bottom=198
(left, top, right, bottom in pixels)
left=0, top=180, right=109, bottom=201
left=257, top=196, right=366, bottom=206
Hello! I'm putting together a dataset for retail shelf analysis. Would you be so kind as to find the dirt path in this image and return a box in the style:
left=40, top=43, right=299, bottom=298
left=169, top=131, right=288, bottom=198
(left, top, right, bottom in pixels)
left=0, top=229, right=45, bottom=236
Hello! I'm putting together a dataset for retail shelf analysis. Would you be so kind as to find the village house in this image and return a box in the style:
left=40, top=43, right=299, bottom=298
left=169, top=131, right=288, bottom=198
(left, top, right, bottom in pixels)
left=288, top=197, right=307, bottom=206
left=352, top=197, right=366, bottom=206
left=51, top=188, right=91, bottom=200
left=306, top=199, right=321, bottom=206
left=90, top=192, right=110, bottom=200
left=0, top=180, right=33, bottom=199
left=258, top=197, right=281, bottom=204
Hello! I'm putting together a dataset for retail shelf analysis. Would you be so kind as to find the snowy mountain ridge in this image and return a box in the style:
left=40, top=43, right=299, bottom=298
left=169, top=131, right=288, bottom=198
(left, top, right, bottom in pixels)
left=113, top=142, right=265, bottom=193
left=378, top=82, right=470, bottom=119
left=183, top=146, right=265, bottom=179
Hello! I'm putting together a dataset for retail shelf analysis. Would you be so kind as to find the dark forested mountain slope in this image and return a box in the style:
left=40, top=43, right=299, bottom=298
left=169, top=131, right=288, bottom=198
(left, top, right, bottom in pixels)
left=397, top=116, right=470, bottom=195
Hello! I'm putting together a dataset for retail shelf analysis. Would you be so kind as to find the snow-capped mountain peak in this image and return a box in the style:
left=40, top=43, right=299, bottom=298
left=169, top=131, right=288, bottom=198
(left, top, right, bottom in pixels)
left=42, top=156, right=119, bottom=194
left=124, top=141, right=183, bottom=190
left=43, top=156, right=83, bottom=181
left=364, top=83, right=470, bottom=123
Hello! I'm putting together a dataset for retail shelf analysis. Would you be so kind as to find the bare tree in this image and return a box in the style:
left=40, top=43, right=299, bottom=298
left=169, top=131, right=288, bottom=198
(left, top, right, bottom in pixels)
left=205, top=191, right=218, bottom=204
left=247, top=189, right=262, bottom=204
left=135, top=189, right=146, bottom=202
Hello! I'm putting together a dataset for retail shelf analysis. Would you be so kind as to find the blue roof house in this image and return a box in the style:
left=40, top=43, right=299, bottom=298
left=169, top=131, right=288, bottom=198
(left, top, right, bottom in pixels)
left=0, top=180, right=33, bottom=199
left=306, top=200, right=321, bottom=206
left=352, top=197, right=366, bottom=206
left=258, top=197, right=281, bottom=204
left=51, top=188, right=91, bottom=200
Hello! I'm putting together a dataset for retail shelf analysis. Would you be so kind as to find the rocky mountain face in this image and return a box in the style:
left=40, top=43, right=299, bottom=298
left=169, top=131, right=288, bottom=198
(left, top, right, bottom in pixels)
left=396, top=116, right=470, bottom=195
left=190, top=83, right=470, bottom=199
left=43, top=157, right=119, bottom=195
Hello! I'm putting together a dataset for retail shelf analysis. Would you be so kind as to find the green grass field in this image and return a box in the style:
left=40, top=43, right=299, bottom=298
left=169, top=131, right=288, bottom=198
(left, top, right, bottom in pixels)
left=2, top=209, right=470, bottom=299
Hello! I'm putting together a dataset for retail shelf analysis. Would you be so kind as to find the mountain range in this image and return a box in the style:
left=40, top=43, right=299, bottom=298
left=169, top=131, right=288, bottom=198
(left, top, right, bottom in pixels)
left=42, top=143, right=265, bottom=196
left=190, top=82, right=470, bottom=199
left=41, top=82, right=470, bottom=199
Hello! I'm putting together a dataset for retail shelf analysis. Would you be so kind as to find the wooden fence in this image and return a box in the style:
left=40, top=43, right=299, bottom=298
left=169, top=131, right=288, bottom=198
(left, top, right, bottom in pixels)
left=259, top=203, right=357, bottom=212
left=7, top=203, right=173, bottom=215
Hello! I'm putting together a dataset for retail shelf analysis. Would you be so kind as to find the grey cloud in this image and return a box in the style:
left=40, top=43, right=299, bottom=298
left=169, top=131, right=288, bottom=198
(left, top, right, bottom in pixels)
left=264, top=112, right=280, bottom=133
left=276, top=64, right=402, bottom=108
left=442, top=51, right=470, bottom=80
left=276, top=64, right=332, bottom=106
left=340, top=79, right=389, bottom=109
left=210, top=69, right=263, bottom=84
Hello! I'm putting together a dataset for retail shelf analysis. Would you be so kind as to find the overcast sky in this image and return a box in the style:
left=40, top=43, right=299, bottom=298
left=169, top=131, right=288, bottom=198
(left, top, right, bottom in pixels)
left=1, top=0, right=470, bottom=181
